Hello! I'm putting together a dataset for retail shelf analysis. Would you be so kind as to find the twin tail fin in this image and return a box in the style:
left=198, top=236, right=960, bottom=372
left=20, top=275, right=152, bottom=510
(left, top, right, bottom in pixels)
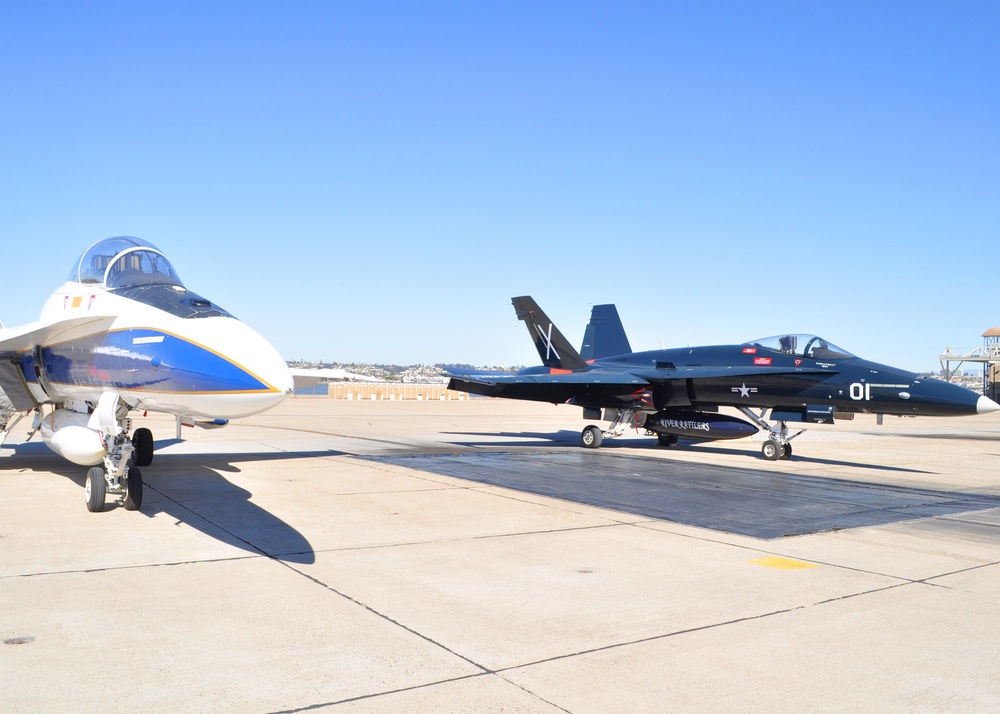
left=511, top=296, right=588, bottom=371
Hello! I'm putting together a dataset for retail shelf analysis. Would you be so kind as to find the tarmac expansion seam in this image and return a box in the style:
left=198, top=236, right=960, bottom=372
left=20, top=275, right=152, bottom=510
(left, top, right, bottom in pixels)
left=492, top=581, right=915, bottom=674
left=0, top=554, right=263, bottom=580
left=135, top=484, right=573, bottom=710
left=625, top=520, right=998, bottom=584
left=275, top=559, right=492, bottom=673
left=267, top=670, right=573, bottom=714
left=238, top=421, right=421, bottom=449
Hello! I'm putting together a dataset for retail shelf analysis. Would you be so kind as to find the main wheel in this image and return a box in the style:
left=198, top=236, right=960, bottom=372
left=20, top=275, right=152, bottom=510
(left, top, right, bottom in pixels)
left=779, top=443, right=793, bottom=460
left=581, top=425, right=603, bottom=449
left=761, top=440, right=782, bottom=461
left=85, top=466, right=106, bottom=512
left=124, top=466, right=143, bottom=511
left=657, top=433, right=679, bottom=447
left=132, top=428, right=154, bottom=467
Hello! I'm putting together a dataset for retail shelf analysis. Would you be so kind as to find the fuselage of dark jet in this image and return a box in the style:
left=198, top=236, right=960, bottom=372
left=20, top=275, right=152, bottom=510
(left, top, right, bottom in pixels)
left=464, top=339, right=993, bottom=419
left=447, top=298, right=999, bottom=458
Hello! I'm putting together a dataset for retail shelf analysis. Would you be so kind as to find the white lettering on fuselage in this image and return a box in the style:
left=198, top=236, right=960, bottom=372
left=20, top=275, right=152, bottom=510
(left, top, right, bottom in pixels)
left=850, top=382, right=910, bottom=400
left=659, top=419, right=711, bottom=432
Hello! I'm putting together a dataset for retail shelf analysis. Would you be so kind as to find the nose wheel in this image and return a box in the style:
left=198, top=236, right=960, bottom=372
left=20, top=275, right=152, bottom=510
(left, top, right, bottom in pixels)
left=581, top=425, right=603, bottom=448
left=85, top=466, right=106, bottom=512
left=83, top=395, right=147, bottom=512
left=739, top=408, right=801, bottom=461
left=761, top=439, right=792, bottom=461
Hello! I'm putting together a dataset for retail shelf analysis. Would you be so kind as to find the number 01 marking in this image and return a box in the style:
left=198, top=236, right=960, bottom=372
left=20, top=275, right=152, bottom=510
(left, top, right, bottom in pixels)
left=850, top=383, right=871, bottom=400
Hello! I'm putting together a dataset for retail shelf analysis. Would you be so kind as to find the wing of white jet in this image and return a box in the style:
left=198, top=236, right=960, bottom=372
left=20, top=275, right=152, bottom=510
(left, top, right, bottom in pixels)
left=0, top=236, right=294, bottom=512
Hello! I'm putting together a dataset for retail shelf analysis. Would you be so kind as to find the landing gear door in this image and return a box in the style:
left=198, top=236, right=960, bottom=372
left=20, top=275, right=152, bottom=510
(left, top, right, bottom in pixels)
left=0, top=358, right=38, bottom=411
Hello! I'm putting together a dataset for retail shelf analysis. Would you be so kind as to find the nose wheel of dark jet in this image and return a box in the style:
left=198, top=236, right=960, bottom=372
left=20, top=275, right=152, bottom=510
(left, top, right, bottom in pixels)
left=581, top=425, right=603, bottom=448
left=761, top=438, right=793, bottom=460
left=740, top=408, right=800, bottom=461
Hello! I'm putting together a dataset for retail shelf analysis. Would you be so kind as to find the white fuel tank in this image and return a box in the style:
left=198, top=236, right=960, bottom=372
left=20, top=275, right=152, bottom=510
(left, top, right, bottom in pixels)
left=39, top=409, right=106, bottom=466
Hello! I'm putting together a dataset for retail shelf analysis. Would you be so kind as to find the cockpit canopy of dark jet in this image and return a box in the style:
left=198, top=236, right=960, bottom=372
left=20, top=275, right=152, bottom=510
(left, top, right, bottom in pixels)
left=744, top=334, right=856, bottom=360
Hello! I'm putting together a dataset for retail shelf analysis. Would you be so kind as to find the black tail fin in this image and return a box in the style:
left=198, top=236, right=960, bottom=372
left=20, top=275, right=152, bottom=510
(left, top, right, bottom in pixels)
left=580, top=304, right=632, bottom=361
left=511, top=296, right=588, bottom=371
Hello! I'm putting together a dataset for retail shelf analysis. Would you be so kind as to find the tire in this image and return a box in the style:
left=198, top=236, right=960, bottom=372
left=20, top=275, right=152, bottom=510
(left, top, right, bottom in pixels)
left=124, top=466, right=143, bottom=511
left=657, top=433, right=678, bottom=447
left=132, top=428, right=154, bottom=467
left=779, top=443, right=793, bottom=460
left=581, top=425, right=603, bottom=449
left=85, top=466, right=106, bottom=512
left=761, top=440, right=782, bottom=461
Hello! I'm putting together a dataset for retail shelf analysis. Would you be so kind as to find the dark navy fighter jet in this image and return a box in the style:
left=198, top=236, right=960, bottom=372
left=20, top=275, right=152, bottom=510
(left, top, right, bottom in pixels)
left=448, top=296, right=1000, bottom=460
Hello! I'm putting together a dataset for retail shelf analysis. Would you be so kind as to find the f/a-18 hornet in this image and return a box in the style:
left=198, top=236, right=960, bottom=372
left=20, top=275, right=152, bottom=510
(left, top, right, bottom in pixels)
left=448, top=296, right=1000, bottom=460
left=0, top=237, right=294, bottom=511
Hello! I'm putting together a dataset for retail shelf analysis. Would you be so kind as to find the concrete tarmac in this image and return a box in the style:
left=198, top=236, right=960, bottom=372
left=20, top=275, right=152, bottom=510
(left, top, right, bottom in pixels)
left=2, top=398, right=999, bottom=712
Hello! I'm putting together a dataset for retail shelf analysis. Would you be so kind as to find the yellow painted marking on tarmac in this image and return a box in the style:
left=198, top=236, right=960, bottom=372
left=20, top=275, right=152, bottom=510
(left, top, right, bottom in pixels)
left=750, top=556, right=818, bottom=570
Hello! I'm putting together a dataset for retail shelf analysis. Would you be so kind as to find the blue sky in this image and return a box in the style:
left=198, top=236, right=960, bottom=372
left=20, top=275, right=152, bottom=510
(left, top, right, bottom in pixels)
left=1, top=2, right=997, bottom=372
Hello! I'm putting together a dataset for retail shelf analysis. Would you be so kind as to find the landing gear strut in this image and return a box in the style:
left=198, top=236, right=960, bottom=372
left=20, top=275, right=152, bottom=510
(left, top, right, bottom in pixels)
left=84, top=393, right=147, bottom=512
left=580, top=408, right=638, bottom=449
left=738, top=407, right=802, bottom=461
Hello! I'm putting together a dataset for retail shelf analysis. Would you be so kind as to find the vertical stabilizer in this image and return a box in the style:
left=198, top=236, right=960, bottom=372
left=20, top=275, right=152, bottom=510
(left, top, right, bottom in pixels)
left=580, top=304, right=632, bottom=361
left=511, top=296, right=588, bottom=371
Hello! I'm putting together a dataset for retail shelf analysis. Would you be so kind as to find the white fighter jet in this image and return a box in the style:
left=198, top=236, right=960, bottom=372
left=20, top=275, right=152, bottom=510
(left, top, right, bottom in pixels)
left=0, top=236, right=294, bottom=512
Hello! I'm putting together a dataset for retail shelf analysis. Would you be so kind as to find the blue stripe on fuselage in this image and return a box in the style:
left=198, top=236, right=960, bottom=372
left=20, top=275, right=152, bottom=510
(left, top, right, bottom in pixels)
left=36, top=328, right=271, bottom=393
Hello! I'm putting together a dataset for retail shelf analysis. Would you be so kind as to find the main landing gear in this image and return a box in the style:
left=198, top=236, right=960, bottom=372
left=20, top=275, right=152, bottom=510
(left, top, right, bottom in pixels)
left=580, top=409, right=638, bottom=449
left=738, top=407, right=802, bottom=461
left=84, top=395, right=152, bottom=512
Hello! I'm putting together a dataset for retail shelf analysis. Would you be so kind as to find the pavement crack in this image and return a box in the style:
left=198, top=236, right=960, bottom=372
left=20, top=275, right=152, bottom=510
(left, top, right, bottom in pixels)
left=496, top=581, right=911, bottom=674
left=277, top=559, right=491, bottom=674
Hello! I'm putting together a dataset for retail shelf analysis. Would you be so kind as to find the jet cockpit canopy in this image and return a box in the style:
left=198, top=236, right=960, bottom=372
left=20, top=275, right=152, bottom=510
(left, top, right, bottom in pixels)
left=69, top=236, right=185, bottom=290
left=744, top=334, right=855, bottom=360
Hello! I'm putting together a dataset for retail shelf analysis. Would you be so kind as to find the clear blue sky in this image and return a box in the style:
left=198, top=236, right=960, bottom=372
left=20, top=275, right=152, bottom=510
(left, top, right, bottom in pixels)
left=2, top=2, right=997, bottom=372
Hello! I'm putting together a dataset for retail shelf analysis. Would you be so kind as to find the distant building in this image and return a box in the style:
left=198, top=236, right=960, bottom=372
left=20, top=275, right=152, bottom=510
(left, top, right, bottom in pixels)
left=985, top=327, right=1000, bottom=401
left=940, top=327, right=1000, bottom=400
left=327, top=382, right=469, bottom=401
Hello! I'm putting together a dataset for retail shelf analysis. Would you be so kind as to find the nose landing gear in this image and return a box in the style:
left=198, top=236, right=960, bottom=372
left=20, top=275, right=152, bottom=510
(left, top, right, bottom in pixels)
left=738, top=408, right=800, bottom=461
left=82, top=393, right=148, bottom=512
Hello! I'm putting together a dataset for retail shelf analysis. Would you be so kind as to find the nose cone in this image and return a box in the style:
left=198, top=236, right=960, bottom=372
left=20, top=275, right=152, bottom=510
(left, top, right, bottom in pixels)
left=902, top=377, right=998, bottom=417
left=175, top=316, right=293, bottom=419
left=977, top=396, right=1000, bottom=415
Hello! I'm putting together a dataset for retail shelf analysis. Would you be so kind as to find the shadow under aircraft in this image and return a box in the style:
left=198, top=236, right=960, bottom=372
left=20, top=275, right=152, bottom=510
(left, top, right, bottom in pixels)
left=3, top=441, right=328, bottom=564
left=448, top=297, right=1000, bottom=461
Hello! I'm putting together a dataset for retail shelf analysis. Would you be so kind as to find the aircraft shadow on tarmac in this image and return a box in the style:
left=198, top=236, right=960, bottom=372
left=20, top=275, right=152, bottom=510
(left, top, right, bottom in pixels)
left=367, top=450, right=1000, bottom=539
left=440, top=430, right=933, bottom=474
left=2, top=442, right=332, bottom=565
